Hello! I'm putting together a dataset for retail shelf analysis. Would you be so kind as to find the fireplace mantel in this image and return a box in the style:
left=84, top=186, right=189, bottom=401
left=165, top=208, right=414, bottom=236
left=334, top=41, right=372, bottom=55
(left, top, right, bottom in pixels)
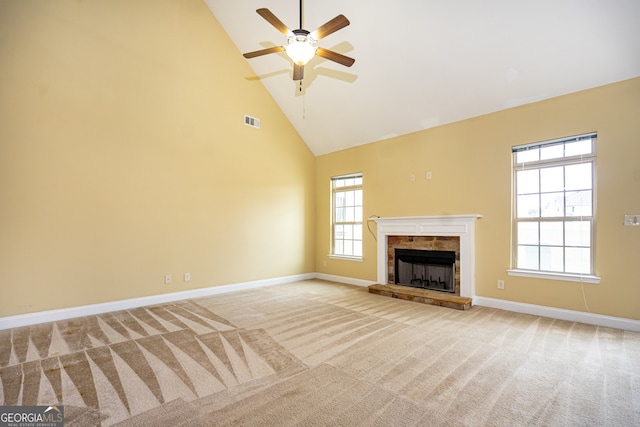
left=374, top=215, right=482, bottom=299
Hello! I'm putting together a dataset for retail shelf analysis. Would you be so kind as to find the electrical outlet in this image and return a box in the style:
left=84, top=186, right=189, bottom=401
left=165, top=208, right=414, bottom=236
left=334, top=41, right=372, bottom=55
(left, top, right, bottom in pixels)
left=497, top=280, right=505, bottom=290
left=624, top=215, right=640, bottom=226
left=426, top=171, right=432, bottom=180
left=184, top=272, right=191, bottom=282
left=165, top=274, right=172, bottom=284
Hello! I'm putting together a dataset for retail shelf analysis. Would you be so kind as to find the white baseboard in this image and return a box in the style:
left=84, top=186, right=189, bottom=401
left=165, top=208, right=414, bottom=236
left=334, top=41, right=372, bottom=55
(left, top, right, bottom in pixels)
left=474, top=296, right=640, bottom=333
left=0, top=273, right=315, bottom=331
left=318, top=276, right=640, bottom=332
left=3, top=274, right=638, bottom=333
left=313, top=273, right=376, bottom=288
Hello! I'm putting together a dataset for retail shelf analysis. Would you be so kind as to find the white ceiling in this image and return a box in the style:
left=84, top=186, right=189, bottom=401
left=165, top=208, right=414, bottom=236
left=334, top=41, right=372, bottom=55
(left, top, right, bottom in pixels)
left=204, top=0, right=640, bottom=156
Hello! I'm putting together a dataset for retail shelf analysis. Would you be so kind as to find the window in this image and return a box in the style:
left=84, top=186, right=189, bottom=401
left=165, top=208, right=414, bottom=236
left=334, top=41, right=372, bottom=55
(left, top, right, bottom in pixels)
left=331, top=173, right=363, bottom=259
left=510, top=133, right=599, bottom=282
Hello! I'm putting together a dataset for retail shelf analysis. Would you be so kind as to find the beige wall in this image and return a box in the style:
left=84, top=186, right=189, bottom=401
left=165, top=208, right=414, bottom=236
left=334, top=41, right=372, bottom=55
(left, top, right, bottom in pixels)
left=316, top=77, right=640, bottom=320
left=0, top=0, right=316, bottom=317
left=1, top=1, right=638, bottom=323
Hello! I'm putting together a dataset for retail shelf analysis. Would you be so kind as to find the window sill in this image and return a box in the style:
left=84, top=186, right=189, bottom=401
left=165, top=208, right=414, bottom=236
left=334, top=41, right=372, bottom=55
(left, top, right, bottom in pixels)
left=507, top=269, right=601, bottom=284
left=329, top=255, right=363, bottom=262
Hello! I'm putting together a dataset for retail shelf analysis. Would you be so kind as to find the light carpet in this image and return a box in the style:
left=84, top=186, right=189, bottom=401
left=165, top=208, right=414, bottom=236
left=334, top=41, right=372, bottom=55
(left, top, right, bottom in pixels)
left=1, top=280, right=639, bottom=426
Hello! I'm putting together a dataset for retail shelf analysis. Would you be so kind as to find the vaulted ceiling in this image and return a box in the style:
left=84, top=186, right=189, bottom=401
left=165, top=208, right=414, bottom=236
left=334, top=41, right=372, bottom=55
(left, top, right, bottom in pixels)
left=205, top=0, right=640, bottom=156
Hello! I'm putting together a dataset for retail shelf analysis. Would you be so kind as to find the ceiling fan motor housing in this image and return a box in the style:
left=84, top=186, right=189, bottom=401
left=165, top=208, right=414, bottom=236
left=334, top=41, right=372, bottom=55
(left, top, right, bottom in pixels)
left=292, top=29, right=312, bottom=41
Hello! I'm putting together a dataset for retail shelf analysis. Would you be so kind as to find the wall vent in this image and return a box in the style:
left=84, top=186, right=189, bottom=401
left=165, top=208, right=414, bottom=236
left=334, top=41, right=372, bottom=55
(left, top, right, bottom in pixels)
left=244, top=114, right=260, bottom=129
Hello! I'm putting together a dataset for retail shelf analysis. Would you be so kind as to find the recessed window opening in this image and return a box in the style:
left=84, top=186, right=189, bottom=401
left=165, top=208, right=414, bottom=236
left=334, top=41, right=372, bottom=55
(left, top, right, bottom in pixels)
left=512, top=132, right=597, bottom=276
left=331, top=173, right=363, bottom=259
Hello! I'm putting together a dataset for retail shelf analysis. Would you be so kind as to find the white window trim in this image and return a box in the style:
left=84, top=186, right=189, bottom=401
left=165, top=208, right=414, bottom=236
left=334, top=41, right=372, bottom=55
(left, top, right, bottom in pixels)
left=507, top=269, right=600, bottom=284
left=511, top=132, right=598, bottom=278
left=329, top=254, right=364, bottom=262
left=331, top=172, right=363, bottom=259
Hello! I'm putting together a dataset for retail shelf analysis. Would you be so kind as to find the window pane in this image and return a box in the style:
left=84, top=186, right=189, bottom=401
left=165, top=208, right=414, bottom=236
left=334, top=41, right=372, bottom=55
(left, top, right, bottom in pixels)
left=518, top=222, right=539, bottom=245
left=566, top=191, right=592, bottom=216
left=345, top=190, right=355, bottom=206
left=517, top=246, right=539, bottom=270
left=334, top=225, right=343, bottom=239
left=540, top=166, right=564, bottom=192
left=354, top=177, right=363, bottom=186
left=354, top=224, right=362, bottom=240
left=565, top=247, right=590, bottom=274
left=343, top=240, right=353, bottom=256
left=540, top=246, right=564, bottom=271
left=516, top=169, right=539, bottom=194
left=565, top=163, right=592, bottom=191
left=565, top=139, right=592, bottom=156
left=540, top=144, right=564, bottom=160
left=335, top=207, right=345, bottom=222
left=334, top=240, right=344, bottom=255
left=516, top=149, right=539, bottom=163
left=344, top=225, right=353, bottom=239
left=541, top=192, right=564, bottom=217
left=345, top=207, right=355, bottom=222
left=540, top=221, right=563, bottom=246
left=565, top=221, right=590, bottom=247
left=355, top=206, right=363, bottom=222
left=335, top=192, right=345, bottom=207
left=517, top=194, right=540, bottom=218
left=355, top=189, right=362, bottom=206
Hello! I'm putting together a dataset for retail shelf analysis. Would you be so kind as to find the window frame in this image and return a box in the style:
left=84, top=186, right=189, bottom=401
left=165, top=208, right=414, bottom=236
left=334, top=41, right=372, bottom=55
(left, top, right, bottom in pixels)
left=330, top=172, right=363, bottom=261
left=508, top=133, right=601, bottom=284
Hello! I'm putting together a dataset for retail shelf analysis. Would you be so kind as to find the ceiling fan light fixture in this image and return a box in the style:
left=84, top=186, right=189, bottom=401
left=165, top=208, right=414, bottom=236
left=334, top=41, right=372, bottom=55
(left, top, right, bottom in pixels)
left=285, top=31, right=316, bottom=65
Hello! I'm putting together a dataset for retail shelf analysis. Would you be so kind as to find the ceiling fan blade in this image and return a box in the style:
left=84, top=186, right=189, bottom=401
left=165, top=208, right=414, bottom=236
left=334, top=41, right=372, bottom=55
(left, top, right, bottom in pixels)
left=256, top=8, right=293, bottom=36
left=310, top=15, right=350, bottom=40
left=293, top=64, right=304, bottom=81
left=243, top=46, right=285, bottom=59
left=315, top=47, right=355, bottom=67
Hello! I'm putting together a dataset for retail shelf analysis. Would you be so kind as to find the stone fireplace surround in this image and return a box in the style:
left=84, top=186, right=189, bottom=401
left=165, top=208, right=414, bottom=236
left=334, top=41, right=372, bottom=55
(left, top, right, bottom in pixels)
left=374, top=215, right=482, bottom=300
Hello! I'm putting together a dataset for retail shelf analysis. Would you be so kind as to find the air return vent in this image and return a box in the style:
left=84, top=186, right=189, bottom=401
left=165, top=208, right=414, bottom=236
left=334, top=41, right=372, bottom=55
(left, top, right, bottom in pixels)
left=244, top=114, right=260, bottom=128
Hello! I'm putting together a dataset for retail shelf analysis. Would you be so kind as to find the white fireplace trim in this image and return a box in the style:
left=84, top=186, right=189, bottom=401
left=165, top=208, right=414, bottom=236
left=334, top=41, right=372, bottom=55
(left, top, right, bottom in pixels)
left=374, top=215, right=482, bottom=300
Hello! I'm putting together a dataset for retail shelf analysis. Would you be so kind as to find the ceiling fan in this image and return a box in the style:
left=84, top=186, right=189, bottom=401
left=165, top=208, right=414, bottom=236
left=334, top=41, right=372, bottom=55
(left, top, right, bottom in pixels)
left=242, top=1, right=355, bottom=81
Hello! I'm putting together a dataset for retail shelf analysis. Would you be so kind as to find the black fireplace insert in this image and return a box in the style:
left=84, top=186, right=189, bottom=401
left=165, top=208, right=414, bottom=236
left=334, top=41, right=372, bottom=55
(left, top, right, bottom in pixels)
left=394, top=248, right=456, bottom=293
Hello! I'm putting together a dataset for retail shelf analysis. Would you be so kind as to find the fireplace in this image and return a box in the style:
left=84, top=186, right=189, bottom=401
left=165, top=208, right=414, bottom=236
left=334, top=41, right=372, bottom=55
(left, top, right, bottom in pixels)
left=374, top=215, right=482, bottom=299
left=388, top=235, right=461, bottom=294
left=395, top=248, right=456, bottom=293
